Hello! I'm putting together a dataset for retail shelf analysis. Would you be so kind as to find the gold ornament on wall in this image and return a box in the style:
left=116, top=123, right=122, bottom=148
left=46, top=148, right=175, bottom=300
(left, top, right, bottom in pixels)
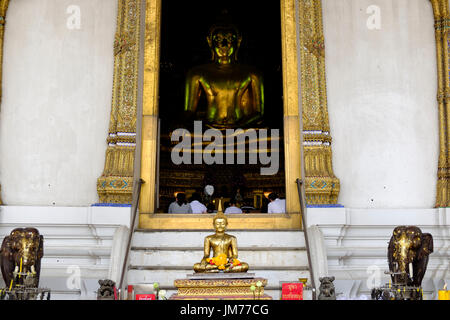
left=298, top=0, right=340, bottom=205
left=0, top=0, right=10, bottom=205
left=97, top=0, right=141, bottom=204
left=430, top=0, right=450, bottom=207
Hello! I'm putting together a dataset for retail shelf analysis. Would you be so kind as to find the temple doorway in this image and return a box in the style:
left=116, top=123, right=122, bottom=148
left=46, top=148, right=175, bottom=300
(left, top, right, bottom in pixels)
left=156, top=0, right=285, bottom=213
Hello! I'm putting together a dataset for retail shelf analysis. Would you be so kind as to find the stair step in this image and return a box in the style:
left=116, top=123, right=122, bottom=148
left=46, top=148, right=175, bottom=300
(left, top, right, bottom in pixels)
left=131, top=247, right=306, bottom=251
left=129, top=266, right=309, bottom=271
left=127, top=229, right=310, bottom=301
left=130, top=250, right=308, bottom=268
left=127, top=269, right=310, bottom=292
left=132, top=231, right=305, bottom=248
left=128, top=288, right=313, bottom=300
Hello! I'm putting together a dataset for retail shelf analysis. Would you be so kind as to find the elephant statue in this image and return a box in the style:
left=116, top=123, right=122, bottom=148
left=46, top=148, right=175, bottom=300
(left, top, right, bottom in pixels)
left=388, top=226, right=433, bottom=287
left=0, top=228, right=44, bottom=288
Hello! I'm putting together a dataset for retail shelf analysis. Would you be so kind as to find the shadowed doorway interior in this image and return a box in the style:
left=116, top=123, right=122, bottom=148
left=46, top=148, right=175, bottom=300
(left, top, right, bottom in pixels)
left=157, top=0, right=285, bottom=213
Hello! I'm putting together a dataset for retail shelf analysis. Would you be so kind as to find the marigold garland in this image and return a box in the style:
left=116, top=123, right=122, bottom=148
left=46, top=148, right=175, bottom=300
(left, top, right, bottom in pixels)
left=206, top=253, right=242, bottom=270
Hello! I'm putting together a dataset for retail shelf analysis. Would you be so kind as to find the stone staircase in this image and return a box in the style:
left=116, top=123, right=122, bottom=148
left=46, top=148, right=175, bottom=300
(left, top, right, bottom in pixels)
left=127, top=229, right=310, bottom=300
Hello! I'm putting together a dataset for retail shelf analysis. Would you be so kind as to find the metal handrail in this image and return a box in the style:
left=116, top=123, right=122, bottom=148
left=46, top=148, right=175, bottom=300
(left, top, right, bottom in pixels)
left=296, top=178, right=317, bottom=300
left=118, top=178, right=145, bottom=297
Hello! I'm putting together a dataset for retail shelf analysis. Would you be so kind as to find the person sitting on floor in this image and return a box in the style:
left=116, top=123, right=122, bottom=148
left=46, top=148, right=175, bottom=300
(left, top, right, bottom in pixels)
left=168, top=193, right=193, bottom=214
left=224, top=198, right=243, bottom=214
left=189, top=192, right=207, bottom=214
left=267, top=193, right=286, bottom=214
left=207, top=203, right=217, bottom=213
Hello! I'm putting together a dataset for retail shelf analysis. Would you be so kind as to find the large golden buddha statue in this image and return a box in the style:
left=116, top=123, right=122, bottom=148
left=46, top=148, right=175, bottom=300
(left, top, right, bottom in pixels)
left=184, top=23, right=264, bottom=128
left=193, top=203, right=249, bottom=273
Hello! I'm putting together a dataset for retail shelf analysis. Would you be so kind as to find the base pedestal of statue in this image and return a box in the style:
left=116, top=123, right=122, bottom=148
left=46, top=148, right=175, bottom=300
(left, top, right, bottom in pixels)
left=169, top=273, right=272, bottom=300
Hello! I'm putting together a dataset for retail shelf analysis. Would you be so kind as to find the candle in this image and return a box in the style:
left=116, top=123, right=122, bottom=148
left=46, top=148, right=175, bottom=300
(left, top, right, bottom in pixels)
left=19, top=258, right=23, bottom=279
left=127, top=285, right=134, bottom=300
left=409, top=263, right=413, bottom=279
left=438, top=290, right=449, bottom=300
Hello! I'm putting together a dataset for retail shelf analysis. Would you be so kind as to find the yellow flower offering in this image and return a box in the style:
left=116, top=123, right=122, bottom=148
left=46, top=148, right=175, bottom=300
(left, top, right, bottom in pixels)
left=233, top=259, right=241, bottom=266
left=214, top=254, right=228, bottom=266
left=218, top=265, right=226, bottom=270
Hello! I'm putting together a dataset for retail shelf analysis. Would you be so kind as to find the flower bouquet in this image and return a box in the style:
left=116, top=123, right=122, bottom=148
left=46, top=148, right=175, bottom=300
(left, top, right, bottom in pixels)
left=206, top=253, right=242, bottom=271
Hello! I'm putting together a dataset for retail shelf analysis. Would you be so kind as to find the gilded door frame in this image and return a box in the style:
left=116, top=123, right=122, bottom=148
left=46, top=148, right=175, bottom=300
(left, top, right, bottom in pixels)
left=430, top=0, right=450, bottom=207
left=138, top=0, right=302, bottom=229
left=0, top=0, right=10, bottom=205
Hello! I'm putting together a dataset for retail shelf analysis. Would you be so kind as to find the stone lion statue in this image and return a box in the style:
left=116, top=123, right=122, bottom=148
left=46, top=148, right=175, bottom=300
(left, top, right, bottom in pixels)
left=97, top=279, right=116, bottom=300
left=318, top=276, right=336, bottom=300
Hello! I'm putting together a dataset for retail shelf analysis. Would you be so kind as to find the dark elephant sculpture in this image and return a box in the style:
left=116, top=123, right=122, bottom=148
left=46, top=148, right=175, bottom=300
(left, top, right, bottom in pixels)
left=388, top=226, right=433, bottom=287
left=0, top=228, right=44, bottom=288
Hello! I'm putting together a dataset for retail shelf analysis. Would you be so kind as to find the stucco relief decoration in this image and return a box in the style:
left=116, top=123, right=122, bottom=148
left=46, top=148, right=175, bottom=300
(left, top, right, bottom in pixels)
left=430, top=0, right=450, bottom=207
left=298, top=0, right=340, bottom=204
left=0, top=0, right=10, bottom=205
left=97, top=0, right=141, bottom=204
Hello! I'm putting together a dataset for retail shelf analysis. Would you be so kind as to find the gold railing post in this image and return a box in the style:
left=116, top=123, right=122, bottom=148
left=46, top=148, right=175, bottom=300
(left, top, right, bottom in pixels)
left=298, top=0, right=340, bottom=205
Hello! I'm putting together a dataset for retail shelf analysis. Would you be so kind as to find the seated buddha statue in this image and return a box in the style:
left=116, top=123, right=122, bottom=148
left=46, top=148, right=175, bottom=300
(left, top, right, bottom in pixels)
left=184, top=22, right=264, bottom=129
left=193, top=203, right=249, bottom=273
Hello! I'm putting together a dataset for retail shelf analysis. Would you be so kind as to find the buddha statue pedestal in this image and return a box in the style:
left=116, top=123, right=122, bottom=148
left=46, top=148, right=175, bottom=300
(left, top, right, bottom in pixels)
left=169, top=273, right=272, bottom=300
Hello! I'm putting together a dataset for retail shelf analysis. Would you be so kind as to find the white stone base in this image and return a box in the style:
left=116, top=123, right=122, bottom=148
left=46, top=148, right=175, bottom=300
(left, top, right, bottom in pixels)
left=0, top=205, right=131, bottom=300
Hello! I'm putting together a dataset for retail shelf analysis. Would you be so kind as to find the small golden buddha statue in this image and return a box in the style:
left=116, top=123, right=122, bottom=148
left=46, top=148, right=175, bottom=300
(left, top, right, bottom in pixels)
left=184, top=22, right=264, bottom=128
left=193, top=202, right=249, bottom=273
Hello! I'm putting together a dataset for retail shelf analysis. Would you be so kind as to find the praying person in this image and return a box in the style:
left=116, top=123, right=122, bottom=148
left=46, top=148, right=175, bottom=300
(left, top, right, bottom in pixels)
left=267, top=193, right=286, bottom=214
left=189, top=192, right=207, bottom=214
left=168, top=193, right=193, bottom=214
left=224, top=199, right=243, bottom=214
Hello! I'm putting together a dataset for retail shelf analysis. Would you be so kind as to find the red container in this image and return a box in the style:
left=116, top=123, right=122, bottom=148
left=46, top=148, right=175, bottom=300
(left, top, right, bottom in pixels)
left=135, top=294, right=156, bottom=300
left=281, top=283, right=303, bottom=300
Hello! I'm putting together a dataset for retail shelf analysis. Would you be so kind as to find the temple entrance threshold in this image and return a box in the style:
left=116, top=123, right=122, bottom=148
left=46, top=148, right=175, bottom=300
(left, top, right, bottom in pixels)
left=138, top=213, right=302, bottom=230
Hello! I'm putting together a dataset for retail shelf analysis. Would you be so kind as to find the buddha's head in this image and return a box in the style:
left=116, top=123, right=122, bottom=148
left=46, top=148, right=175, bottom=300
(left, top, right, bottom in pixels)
left=213, top=212, right=228, bottom=233
left=207, top=24, right=242, bottom=64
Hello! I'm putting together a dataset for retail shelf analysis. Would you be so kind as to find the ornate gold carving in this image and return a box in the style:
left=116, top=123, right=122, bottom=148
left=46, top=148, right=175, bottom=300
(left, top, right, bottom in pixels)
left=0, top=0, right=9, bottom=205
left=97, top=0, right=141, bottom=204
left=430, top=0, right=450, bottom=207
left=298, top=0, right=340, bottom=205
left=170, top=278, right=272, bottom=300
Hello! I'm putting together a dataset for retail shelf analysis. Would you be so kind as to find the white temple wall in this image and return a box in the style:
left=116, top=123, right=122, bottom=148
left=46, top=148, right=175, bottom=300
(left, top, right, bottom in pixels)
left=0, top=0, right=116, bottom=206
left=323, top=0, right=439, bottom=208
left=0, top=1, right=446, bottom=300
left=0, top=0, right=441, bottom=208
